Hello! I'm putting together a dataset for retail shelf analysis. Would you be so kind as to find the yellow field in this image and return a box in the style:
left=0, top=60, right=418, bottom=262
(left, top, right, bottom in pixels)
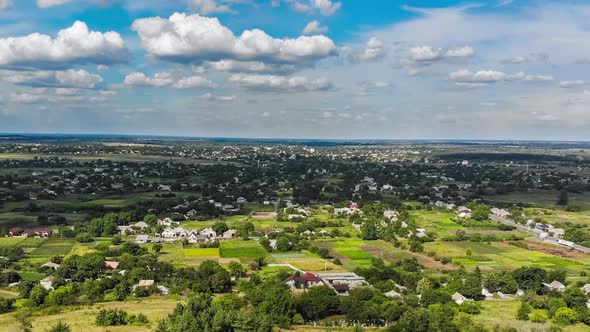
left=0, top=297, right=179, bottom=332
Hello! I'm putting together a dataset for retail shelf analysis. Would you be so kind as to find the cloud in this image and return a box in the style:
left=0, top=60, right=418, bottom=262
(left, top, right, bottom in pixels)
left=0, top=21, right=127, bottom=68
left=132, top=13, right=337, bottom=65
left=10, top=93, right=46, bottom=104
left=280, top=0, right=341, bottom=16
left=1, top=69, right=103, bottom=88
left=497, top=0, right=514, bottom=7
left=446, top=46, right=475, bottom=58
left=55, top=88, right=80, bottom=96
left=303, top=20, right=328, bottom=35
left=311, top=0, right=341, bottom=16
left=186, top=0, right=235, bottom=14
left=97, top=65, right=109, bottom=71
left=560, top=80, right=586, bottom=88
left=173, top=75, right=217, bottom=89
left=449, top=69, right=553, bottom=86
left=0, top=0, right=12, bottom=10
left=208, top=60, right=296, bottom=74
left=228, top=73, right=332, bottom=92
left=200, top=93, right=237, bottom=101
left=355, top=37, right=385, bottom=62
left=408, top=46, right=444, bottom=62
left=123, top=71, right=216, bottom=89
left=37, top=0, right=77, bottom=8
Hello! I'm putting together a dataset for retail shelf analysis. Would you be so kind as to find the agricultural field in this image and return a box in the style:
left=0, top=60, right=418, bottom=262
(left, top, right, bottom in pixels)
left=486, top=190, right=590, bottom=210
left=413, top=210, right=466, bottom=236
left=219, top=239, right=266, bottom=260
left=0, top=297, right=179, bottom=332
left=423, top=240, right=590, bottom=276
left=474, top=300, right=590, bottom=332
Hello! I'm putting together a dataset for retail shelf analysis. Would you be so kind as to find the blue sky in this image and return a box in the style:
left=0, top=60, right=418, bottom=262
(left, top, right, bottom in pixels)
left=0, top=0, right=589, bottom=140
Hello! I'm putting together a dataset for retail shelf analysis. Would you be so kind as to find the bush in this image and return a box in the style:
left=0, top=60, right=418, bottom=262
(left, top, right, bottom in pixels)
left=75, top=233, right=94, bottom=243
left=554, top=307, right=577, bottom=326
left=530, top=310, right=548, bottom=323
left=95, top=309, right=130, bottom=326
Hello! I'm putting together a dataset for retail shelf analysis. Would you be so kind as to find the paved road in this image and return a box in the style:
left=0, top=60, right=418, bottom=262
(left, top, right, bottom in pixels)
left=490, top=214, right=590, bottom=254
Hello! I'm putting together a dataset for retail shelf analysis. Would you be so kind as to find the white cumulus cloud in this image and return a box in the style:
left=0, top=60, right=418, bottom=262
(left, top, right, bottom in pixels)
left=187, top=0, right=235, bottom=14
left=124, top=71, right=216, bottom=89
left=303, top=20, right=328, bottom=35
left=0, top=21, right=127, bottom=68
left=132, top=12, right=337, bottom=64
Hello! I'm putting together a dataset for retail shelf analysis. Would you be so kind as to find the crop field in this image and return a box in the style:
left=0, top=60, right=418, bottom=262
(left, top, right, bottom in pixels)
left=473, top=300, right=589, bottom=332
left=219, top=239, right=266, bottom=259
left=424, top=240, right=590, bottom=275
left=183, top=248, right=220, bottom=257
left=0, top=297, right=179, bottom=332
left=30, top=238, right=75, bottom=256
left=413, top=210, right=466, bottom=235
left=485, top=190, right=590, bottom=209
left=0, top=237, right=26, bottom=247
left=15, top=237, right=48, bottom=248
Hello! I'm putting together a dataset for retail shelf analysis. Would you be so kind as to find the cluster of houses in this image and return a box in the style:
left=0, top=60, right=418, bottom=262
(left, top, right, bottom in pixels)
left=283, top=271, right=368, bottom=296
left=6, top=227, right=52, bottom=238
left=136, top=225, right=237, bottom=244
left=334, top=202, right=361, bottom=216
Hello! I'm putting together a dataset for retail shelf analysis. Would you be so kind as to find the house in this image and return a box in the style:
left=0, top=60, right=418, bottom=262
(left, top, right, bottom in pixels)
left=41, top=262, right=60, bottom=270
left=156, top=285, right=170, bottom=295
left=8, top=227, right=52, bottom=238
left=542, top=280, right=566, bottom=292
left=131, top=221, right=149, bottom=230
left=385, top=290, right=402, bottom=298
left=200, top=228, right=217, bottom=238
left=284, top=273, right=324, bottom=289
left=158, top=218, right=179, bottom=227
left=581, top=284, right=590, bottom=294
left=491, top=208, right=510, bottom=218
left=135, top=235, right=149, bottom=244
left=132, top=280, right=154, bottom=291
left=318, top=272, right=367, bottom=290
left=457, top=207, right=472, bottom=219
left=333, top=284, right=350, bottom=296
left=187, top=232, right=209, bottom=244
left=104, top=261, right=120, bottom=270
left=452, top=292, right=468, bottom=305
left=223, top=229, right=237, bottom=239
left=40, top=276, right=54, bottom=291
left=117, top=225, right=135, bottom=235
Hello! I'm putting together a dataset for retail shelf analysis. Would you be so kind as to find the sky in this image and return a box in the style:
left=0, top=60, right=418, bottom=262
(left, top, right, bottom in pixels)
left=0, top=0, right=589, bottom=140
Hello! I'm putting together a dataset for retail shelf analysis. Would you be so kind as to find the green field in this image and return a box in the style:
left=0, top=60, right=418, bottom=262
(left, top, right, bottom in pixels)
left=424, top=240, right=590, bottom=275
left=219, top=239, right=266, bottom=258
left=30, top=238, right=75, bottom=256
left=183, top=248, right=220, bottom=257
left=0, top=237, right=25, bottom=247
left=474, top=300, right=589, bottom=332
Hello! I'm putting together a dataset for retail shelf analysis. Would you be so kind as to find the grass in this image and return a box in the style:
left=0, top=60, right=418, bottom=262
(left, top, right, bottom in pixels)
left=0, top=297, right=179, bottom=332
left=30, top=238, right=75, bottom=256
left=473, top=300, right=589, bottom=332
left=18, top=271, right=45, bottom=282
left=413, top=210, right=466, bottom=236
left=0, top=237, right=25, bottom=247
left=485, top=190, right=590, bottom=210
left=219, top=239, right=265, bottom=259
left=183, top=248, right=220, bottom=257
left=15, top=238, right=47, bottom=248
left=424, top=240, right=590, bottom=276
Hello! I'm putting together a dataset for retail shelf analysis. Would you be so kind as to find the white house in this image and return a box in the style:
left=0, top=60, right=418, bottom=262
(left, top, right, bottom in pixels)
left=543, top=280, right=566, bottom=292
left=135, top=235, right=149, bottom=244
left=200, top=228, right=217, bottom=238
left=452, top=292, right=468, bottom=305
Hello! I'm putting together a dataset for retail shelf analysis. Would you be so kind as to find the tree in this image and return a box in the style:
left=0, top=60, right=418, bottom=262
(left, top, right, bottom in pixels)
left=295, top=285, right=340, bottom=321
left=557, top=190, right=569, bottom=206
left=228, top=261, right=246, bottom=279
left=361, top=222, right=378, bottom=240
left=16, top=311, right=33, bottom=332
left=517, top=301, right=531, bottom=321
left=28, top=285, right=48, bottom=307
left=212, top=222, right=229, bottom=235
left=554, top=307, right=578, bottom=325
left=463, top=276, right=482, bottom=299
left=562, top=287, right=587, bottom=309
left=471, top=204, right=491, bottom=221
left=237, top=222, right=255, bottom=239
left=259, top=237, right=272, bottom=252
left=152, top=243, right=163, bottom=254
left=45, top=321, right=71, bottom=332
